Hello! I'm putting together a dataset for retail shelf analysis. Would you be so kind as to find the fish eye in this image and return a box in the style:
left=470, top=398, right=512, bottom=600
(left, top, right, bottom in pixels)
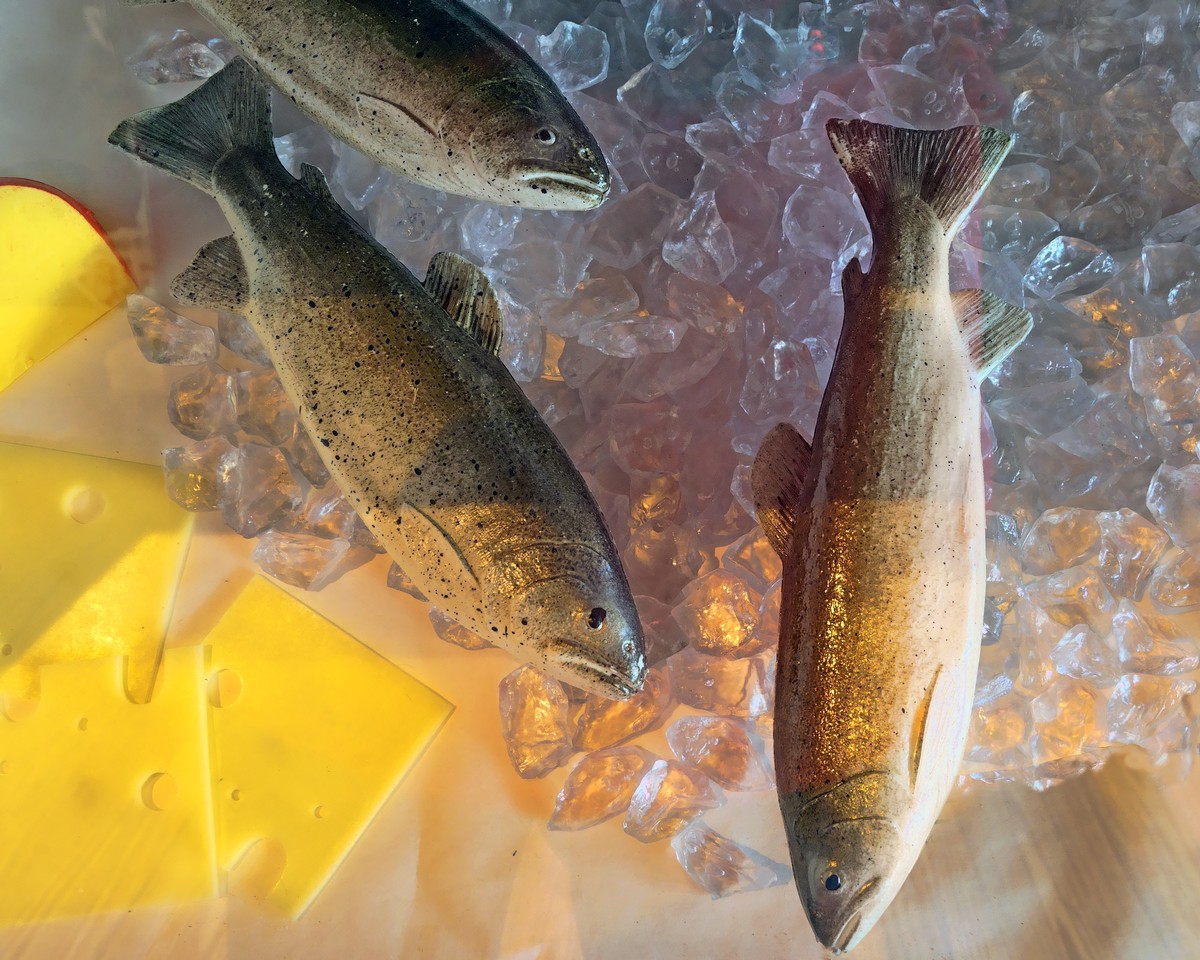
left=824, top=872, right=842, bottom=892
left=586, top=607, right=606, bottom=630
left=535, top=127, right=556, bottom=144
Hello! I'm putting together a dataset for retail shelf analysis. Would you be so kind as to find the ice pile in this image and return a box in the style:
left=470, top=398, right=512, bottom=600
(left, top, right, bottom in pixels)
left=131, top=0, right=1200, bottom=898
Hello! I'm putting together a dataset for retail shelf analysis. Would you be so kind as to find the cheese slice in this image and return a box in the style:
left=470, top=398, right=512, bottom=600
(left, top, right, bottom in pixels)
left=0, top=441, right=193, bottom=705
left=0, top=180, right=136, bottom=393
left=0, top=647, right=216, bottom=924
left=204, top=577, right=453, bottom=915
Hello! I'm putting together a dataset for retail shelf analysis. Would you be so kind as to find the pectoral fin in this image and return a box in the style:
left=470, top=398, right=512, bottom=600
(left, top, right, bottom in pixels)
left=396, top=502, right=480, bottom=603
left=908, top=666, right=941, bottom=790
left=751, top=422, right=812, bottom=557
left=841, top=256, right=867, bottom=303
left=298, top=163, right=338, bottom=206
left=425, top=252, right=504, bottom=356
left=171, top=235, right=249, bottom=310
left=354, top=92, right=438, bottom=153
left=953, top=288, right=1033, bottom=379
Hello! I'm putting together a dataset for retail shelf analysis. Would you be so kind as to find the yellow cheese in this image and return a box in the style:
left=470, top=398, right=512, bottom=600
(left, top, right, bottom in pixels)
left=204, top=577, right=453, bottom=916
left=0, top=647, right=217, bottom=924
left=0, top=441, right=193, bottom=705
left=0, top=180, right=136, bottom=393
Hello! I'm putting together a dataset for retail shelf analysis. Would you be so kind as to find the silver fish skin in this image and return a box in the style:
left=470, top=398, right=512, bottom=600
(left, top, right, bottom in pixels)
left=127, top=0, right=610, bottom=210
left=752, top=120, right=1032, bottom=953
left=109, top=60, right=645, bottom=699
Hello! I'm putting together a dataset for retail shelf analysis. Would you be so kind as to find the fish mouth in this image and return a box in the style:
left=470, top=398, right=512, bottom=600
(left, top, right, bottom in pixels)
left=513, top=165, right=609, bottom=209
left=555, top=651, right=642, bottom=699
left=829, top=910, right=863, bottom=955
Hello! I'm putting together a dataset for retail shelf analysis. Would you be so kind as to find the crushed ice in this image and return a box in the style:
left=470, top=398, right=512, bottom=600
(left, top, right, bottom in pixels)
left=131, top=0, right=1200, bottom=898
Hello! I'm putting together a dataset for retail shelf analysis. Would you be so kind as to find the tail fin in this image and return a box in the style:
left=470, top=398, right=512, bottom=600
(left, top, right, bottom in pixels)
left=108, top=58, right=272, bottom=192
left=826, top=119, right=1012, bottom=239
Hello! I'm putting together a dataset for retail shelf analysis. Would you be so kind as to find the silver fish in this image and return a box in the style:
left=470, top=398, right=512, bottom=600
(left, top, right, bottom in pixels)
left=752, top=120, right=1032, bottom=953
left=109, top=60, right=645, bottom=698
left=128, top=0, right=610, bottom=210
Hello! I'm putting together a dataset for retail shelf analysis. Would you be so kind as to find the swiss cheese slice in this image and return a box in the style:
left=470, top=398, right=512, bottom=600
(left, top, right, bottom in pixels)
left=0, top=179, right=136, bottom=393
left=0, top=646, right=217, bottom=924
left=204, top=577, right=453, bottom=915
left=0, top=441, right=193, bottom=705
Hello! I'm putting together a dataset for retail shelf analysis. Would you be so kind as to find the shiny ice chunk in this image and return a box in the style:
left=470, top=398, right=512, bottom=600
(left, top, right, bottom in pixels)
left=541, top=275, right=639, bottom=338
left=975, top=205, right=1058, bottom=262
left=548, top=746, right=658, bottom=830
left=1024, top=237, right=1116, bottom=299
left=640, top=133, right=703, bottom=197
left=429, top=607, right=492, bottom=650
left=580, top=314, right=685, bottom=358
left=782, top=183, right=864, bottom=262
left=643, top=0, right=709, bottom=69
left=1050, top=625, right=1118, bottom=684
left=1141, top=243, right=1200, bottom=311
left=1028, top=678, right=1103, bottom=768
left=282, top=428, right=331, bottom=488
left=1022, top=565, right=1117, bottom=635
left=162, top=437, right=233, bottom=511
left=1148, top=550, right=1200, bottom=614
left=1110, top=600, right=1200, bottom=676
left=1130, top=335, right=1200, bottom=460
left=217, top=311, right=271, bottom=366
left=671, top=822, right=790, bottom=898
left=1170, top=100, right=1200, bottom=149
left=252, top=531, right=353, bottom=591
left=988, top=163, right=1051, bottom=207
left=666, top=272, right=743, bottom=336
left=668, top=647, right=771, bottom=717
left=624, top=759, right=724, bottom=842
left=733, top=14, right=808, bottom=105
left=235, top=368, right=297, bottom=446
left=386, top=561, right=427, bottom=601
left=666, top=716, right=773, bottom=791
left=1018, top=507, right=1101, bottom=576
left=499, top=665, right=574, bottom=779
left=1095, top=508, right=1170, bottom=600
left=537, top=21, right=609, bottom=92
left=966, top=691, right=1029, bottom=771
left=1107, top=674, right=1197, bottom=744
left=574, top=666, right=673, bottom=751
left=128, top=29, right=227, bottom=84
left=168, top=364, right=237, bottom=440
left=662, top=191, right=737, bottom=284
left=219, top=443, right=303, bottom=538
left=671, top=570, right=762, bottom=657
left=127, top=294, right=217, bottom=364
left=721, top=528, right=782, bottom=594
left=1146, top=463, right=1200, bottom=554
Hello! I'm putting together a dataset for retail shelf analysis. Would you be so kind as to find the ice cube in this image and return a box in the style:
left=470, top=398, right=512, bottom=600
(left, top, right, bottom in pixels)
left=573, top=666, right=674, bottom=751
left=162, top=437, right=233, bottom=511
left=1148, top=549, right=1200, bottom=614
left=1022, top=565, right=1117, bottom=635
left=235, top=368, right=297, bottom=446
left=733, top=14, right=808, bottom=105
left=640, top=133, right=703, bottom=197
left=218, top=443, right=304, bottom=538
left=128, top=29, right=227, bottom=84
left=1095, top=508, right=1170, bottom=600
left=643, top=0, right=709, bottom=69
left=1024, top=237, right=1116, bottom=299
left=666, top=716, right=773, bottom=791
left=1050, top=624, right=1119, bottom=684
left=126, top=294, right=217, bottom=365
left=1061, top=190, right=1162, bottom=248
left=721, top=528, right=782, bottom=594
left=537, top=21, right=609, bottom=92
left=1028, top=678, right=1103, bottom=768
left=1107, top=674, right=1197, bottom=745
left=282, top=428, right=331, bottom=488
left=671, top=822, right=791, bottom=898
left=548, top=746, right=658, bottom=830
left=217, top=311, right=271, bottom=366
left=662, top=191, right=737, bottom=284
left=671, top=570, right=763, bottom=657
left=1109, top=600, right=1200, bottom=676
left=386, top=561, right=427, bottom=601
left=668, top=646, right=772, bottom=717
left=429, top=607, right=492, bottom=650
left=1018, top=507, right=1101, bottom=576
left=624, top=759, right=724, bottom=842
left=168, top=364, right=237, bottom=440
left=966, top=691, right=1029, bottom=770
left=781, top=184, right=864, bottom=262
left=1141, top=243, right=1200, bottom=312
left=252, top=531, right=355, bottom=591
left=975, top=205, right=1059, bottom=262
left=1146, top=463, right=1200, bottom=554
left=987, top=163, right=1051, bottom=207
left=498, top=665, right=575, bottom=779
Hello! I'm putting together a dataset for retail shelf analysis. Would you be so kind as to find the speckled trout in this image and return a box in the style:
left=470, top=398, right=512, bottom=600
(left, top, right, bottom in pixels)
left=110, top=60, right=644, bottom=698
left=128, top=0, right=610, bottom=209
left=752, top=120, right=1032, bottom=952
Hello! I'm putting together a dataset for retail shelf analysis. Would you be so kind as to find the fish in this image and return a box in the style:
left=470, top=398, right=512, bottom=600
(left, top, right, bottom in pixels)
left=127, top=0, right=610, bottom=210
left=751, top=119, right=1032, bottom=953
left=108, top=59, right=645, bottom=699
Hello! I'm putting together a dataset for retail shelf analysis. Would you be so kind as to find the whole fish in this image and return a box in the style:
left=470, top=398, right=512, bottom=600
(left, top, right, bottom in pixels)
left=109, top=59, right=645, bottom=699
left=127, top=0, right=610, bottom=210
left=752, top=120, right=1032, bottom=953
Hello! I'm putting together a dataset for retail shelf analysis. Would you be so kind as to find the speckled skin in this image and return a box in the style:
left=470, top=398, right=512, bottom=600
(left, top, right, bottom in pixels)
left=109, top=61, right=644, bottom=699
left=138, top=0, right=610, bottom=208
left=759, top=122, right=1017, bottom=953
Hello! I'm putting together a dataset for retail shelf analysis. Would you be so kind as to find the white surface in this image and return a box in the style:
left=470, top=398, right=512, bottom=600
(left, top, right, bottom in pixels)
left=1, top=3, right=1198, bottom=958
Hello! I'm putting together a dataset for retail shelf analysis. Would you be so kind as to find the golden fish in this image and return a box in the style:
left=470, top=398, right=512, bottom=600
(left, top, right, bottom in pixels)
left=753, top=119, right=1032, bottom=953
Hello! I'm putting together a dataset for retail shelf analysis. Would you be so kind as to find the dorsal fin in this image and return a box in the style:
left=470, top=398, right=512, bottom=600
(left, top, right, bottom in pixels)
left=424, top=252, right=503, bottom=356
left=952, top=288, right=1033, bottom=378
left=751, top=422, right=812, bottom=557
left=299, top=163, right=337, bottom=204
left=841, top=256, right=868, bottom=302
left=170, top=235, right=249, bottom=310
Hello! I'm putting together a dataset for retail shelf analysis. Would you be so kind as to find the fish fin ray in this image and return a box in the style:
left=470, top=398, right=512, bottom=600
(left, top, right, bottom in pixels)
left=908, top=666, right=941, bottom=790
left=826, top=119, right=1012, bottom=239
left=751, top=422, right=811, bottom=557
left=953, top=288, right=1033, bottom=378
left=108, top=58, right=271, bottom=192
left=171, top=235, right=249, bottom=309
left=841, top=256, right=868, bottom=303
left=397, top=503, right=480, bottom=599
left=299, top=163, right=338, bottom=204
left=354, top=92, right=438, bottom=152
left=424, top=252, right=504, bottom=356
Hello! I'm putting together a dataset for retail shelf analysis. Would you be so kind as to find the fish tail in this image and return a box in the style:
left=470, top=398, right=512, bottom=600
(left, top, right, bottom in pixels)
left=826, top=119, right=1012, bottom=239
left=108, top=58, right=272, bottom=193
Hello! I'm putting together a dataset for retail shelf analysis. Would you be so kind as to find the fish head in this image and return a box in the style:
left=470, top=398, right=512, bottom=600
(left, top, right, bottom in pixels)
left=458, top=79, right=610, bottom=211
left=780, top=772, right=911, bottom=954
left=510, top=552, right=645, bottom=698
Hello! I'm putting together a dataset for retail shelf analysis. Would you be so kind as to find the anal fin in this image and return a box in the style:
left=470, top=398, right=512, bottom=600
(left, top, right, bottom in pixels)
left=171, top=235, right=249, bottom=310
left=953, top=289, right=1034, bottom=379
left=751, top=422, right=812, bottom=557
left=424, top=252, right=503, bottom=356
